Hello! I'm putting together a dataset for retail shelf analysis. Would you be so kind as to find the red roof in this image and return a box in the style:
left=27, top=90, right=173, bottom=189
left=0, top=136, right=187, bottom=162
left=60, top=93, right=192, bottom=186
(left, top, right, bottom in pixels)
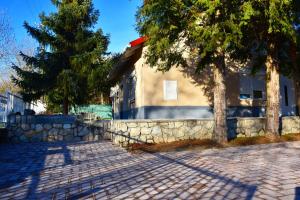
left=129, top=36, right=148, bottom=47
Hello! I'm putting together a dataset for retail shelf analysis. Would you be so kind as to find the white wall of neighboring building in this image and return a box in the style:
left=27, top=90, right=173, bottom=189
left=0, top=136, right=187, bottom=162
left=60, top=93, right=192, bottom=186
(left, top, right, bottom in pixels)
left=0, top=91, right=47, bottom=123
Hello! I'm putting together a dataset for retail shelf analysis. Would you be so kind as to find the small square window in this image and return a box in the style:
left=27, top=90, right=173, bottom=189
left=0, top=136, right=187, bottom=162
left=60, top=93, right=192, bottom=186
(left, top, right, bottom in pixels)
left=240, top=94, right=251, bottom=99
left=253, top=90, right=263, bottom=99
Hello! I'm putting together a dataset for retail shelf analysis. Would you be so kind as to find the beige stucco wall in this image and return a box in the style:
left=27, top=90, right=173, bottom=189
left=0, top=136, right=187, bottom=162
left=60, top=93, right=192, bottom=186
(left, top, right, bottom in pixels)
left=134, top=56, right=144, bottom=108
left=131, top=48, right=298, bottom=112
left=141, top=64, right=212, bottom=106
left=135, top=54, right=242, bottom=107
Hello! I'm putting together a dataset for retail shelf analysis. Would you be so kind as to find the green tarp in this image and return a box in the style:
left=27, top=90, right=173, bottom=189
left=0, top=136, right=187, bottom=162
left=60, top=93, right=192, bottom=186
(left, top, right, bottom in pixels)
left=70, top=104, right=112, bottom=119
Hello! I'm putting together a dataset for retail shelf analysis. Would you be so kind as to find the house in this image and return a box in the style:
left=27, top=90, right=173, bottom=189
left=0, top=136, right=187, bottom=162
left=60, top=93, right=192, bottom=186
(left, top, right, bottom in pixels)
left=0, top=91, right=46, bottom=124
left=109, top=38, right=300, bottom=120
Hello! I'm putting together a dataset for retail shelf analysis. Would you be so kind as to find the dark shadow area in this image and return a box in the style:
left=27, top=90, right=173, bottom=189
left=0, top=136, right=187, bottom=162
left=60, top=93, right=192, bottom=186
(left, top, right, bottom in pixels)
left=3, top=137, right=300, bottom=199
left=0, top=128, right=8, bottom=143
left=0, top=139, right=259, bottom=199
left=295, top=187, right=300, bottom=200
left=61, top=148, right=257, bottom=200
left=0, top=142, right=73, bottom=199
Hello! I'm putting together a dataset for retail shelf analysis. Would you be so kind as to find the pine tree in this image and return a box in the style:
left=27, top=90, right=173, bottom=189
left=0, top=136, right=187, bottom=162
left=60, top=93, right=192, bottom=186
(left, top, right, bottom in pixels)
left=12, top=0, right=110, bottom=115
left=137, top=0, right=252, bottom=143
left=243, top=0, right=297, bottom=136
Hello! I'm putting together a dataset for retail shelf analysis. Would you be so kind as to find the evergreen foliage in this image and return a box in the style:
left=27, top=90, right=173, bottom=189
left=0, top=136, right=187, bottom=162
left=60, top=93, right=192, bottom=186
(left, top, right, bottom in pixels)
left=240, top=0, right=298, bottom=135
left=137, top=0, right=252, bottom=143
left=241, top=0, right=297, bottom=74
left=12, top=0, right=111, bottom=114
left=137, top=1, right=252, bottom=70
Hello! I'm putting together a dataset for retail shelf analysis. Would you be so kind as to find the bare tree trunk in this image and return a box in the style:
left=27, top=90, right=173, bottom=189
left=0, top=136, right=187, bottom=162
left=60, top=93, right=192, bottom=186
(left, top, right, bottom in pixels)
left=213, top=56, right=227, bottom=143
left=265, top=47, right=280, bottom=136
left=63, top=98, right=69, bottom=115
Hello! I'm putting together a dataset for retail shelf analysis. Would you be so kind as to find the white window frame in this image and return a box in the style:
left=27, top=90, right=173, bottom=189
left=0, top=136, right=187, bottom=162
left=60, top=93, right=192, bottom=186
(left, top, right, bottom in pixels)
left=163, top=80, right=178, bottom=101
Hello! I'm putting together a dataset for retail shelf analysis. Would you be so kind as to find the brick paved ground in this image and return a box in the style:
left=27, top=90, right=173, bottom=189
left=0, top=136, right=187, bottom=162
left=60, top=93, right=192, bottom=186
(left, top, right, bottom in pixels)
left=1, top=141, right=300, bottom=200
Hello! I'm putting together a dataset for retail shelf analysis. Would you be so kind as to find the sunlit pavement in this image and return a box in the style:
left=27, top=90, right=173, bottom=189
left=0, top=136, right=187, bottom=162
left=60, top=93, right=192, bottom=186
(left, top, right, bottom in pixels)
left=1, top=140, right=300, bottom=199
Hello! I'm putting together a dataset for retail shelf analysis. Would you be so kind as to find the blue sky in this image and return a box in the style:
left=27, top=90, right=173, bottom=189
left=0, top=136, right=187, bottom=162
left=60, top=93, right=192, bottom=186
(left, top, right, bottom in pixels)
left=0, top=0, right=142, bottom=53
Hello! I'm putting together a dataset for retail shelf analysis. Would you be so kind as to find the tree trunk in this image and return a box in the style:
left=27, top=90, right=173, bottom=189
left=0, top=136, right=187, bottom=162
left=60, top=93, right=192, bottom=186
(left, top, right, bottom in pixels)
left=213, top=56, right=227, bottom=143
left=63, top=98, right=69, bottom=115
left=265, top=48, right=280, bottom=136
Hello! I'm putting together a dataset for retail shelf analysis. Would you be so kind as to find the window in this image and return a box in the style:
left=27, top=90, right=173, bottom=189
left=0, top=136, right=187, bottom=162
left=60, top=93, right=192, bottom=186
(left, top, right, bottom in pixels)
left=240, top=94, right=251, bottom=100
left=240, top=74, right=252, bottom=99
left=253, top=90, right=263, bottom=99
left=128, top=76, right=135, bottom=101
left=284, top=85, right=289, bottom=106
left=240, top=73, right=266, bottom=100
left=164, top=80, right=178, bottom=100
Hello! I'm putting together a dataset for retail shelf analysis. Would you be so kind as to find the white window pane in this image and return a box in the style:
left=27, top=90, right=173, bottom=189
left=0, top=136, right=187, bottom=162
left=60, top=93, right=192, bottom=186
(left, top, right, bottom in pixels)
left=164, top=80, right=177, bottom=100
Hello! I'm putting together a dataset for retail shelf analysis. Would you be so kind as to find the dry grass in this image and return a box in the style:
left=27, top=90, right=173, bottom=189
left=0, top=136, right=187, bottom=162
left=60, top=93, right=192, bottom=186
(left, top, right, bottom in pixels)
left=129, top=133, right=300, bottom=153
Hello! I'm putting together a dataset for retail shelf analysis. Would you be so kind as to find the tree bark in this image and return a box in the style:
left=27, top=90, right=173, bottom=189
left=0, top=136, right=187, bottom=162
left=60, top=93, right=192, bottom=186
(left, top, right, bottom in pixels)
left=63, top=98, right=69, bottom=115
left=265, top=45, right=280, bottom=136
left=213, top=56, right=227, bottom=143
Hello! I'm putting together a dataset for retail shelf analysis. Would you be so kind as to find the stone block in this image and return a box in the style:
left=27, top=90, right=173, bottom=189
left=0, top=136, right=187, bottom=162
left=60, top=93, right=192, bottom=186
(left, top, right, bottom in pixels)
left=161, top=127, right=170, bottom=135
left=24, top=130, right=35, bottom=137
left=49, top=128, right=59, bottom=136
left=172, top=129, right=185, bottom=138
left=31, top=124, right=36, bottom=129
left=21, top=124, right=30, bottom=131
left=63, top=124, right=72, bottom=129
left=258, top=129, right=265, bottom=136
left=148, top=122, right=157, bottom=127
left=159, top=122, right=169, bottom=127
left=139, top=135, right=148, bottom=143
left=43, top=124, right=52, bottom=130
left=168, top=122, right=175, bottom=128
left=187, top=121, right=197, bottom=127
left=83, top=134, right=94, bottom=141
left=127, top=123, right=138, bottom=128
left=164, top=136, right=176, bottom=143
left=58, top=135, right=64, bottom=141
left=60, top=129, right=72, bottom=136
left=139, top=123, right=149, bottom=128
left=152, top=126, right=162, bottom=135
left=53, top=124, right=63, bottom=128
left=120, top=123, right=128, bottom=132
left=78, top=127, right=89, bottom=136
left=141, top=127, right=151, bottom=135
left=35, top=124, right=43, bottom=132
left=130, top=128, right=141, bottom=136
left=64, top=134, right=74, bottom=142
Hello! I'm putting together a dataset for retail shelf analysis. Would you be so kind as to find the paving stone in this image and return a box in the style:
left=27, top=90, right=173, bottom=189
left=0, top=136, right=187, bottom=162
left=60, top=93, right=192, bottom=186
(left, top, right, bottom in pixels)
left=1, top=141, right=300, bottom=199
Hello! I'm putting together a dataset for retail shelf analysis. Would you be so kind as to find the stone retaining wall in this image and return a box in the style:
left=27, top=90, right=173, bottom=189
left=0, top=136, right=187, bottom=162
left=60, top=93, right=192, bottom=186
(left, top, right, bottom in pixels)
left=282, top=117, right=300, bottom=134
left=92, top=117, right=300, bottom=147
left=6, top=115, right=106, bottom=143
left=109, top=119, right=214, bottom=146
left=5, top=115, right=300, bottom=145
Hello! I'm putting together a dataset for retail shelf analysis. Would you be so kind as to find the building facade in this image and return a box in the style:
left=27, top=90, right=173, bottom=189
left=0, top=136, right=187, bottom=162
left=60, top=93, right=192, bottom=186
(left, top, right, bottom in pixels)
left=110, top=39, right=300, bottom=120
